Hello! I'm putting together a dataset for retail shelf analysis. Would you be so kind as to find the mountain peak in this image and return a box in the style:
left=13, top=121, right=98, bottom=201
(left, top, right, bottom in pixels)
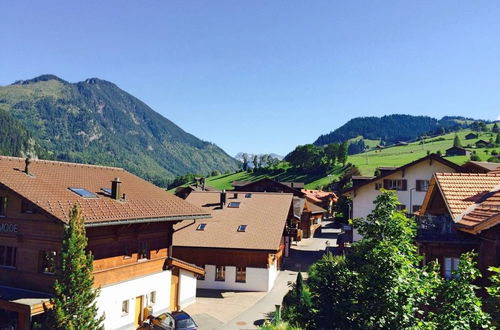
left=12, top=74, right=68, bottom=85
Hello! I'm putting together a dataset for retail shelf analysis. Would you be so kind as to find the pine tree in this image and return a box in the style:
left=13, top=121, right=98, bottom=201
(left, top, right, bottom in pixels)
left=337, top=142, right=348, bottom=166
left=45, top=205, right=104, bottom=330
left=496, top=133, right=500, bottom=145
left=453, top=134, right=462, bottom=147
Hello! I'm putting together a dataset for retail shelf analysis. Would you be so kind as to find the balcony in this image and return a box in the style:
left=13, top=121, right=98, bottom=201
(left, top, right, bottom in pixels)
left=415, top=215, right=478, bottom=244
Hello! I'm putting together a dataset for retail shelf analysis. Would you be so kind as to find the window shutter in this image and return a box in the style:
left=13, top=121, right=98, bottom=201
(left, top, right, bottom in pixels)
left=402, top=180, right=407, bottom=191
left=416, top=180, right=421, bottom=191
left=383, top=179, right=390, bottom=189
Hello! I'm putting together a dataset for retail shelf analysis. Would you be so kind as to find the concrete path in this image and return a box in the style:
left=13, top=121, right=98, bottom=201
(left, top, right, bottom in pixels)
left=187, top=221, right=341, bottom=330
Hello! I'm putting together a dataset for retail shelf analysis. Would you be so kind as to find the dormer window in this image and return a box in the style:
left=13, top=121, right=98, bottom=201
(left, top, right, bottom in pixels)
left=228, top=202, right=240, bottom=208
left=237, top=225, right=247, bottom=232
left=197, top=223, right=207, bottom=231
left=245, top=193, right=252, bottom=198
left=68, top=187, right=97, bottom=198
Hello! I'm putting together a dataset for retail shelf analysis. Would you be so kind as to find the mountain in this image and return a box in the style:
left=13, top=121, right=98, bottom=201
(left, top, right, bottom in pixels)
left=0, top=75, right=239, bottom=186
left=313, top=114, right=479, bottom=146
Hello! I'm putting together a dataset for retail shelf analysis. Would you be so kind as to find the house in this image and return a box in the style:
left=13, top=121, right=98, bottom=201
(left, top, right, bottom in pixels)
left=417, top=172, right=499, bottom=282
left=462, top=161, right=500, bottom=173
left=396, top=141, right=408, bottom=146
left=175, top=184, right=218, bottom=199
left=301, top=189, right=337, bottom=216
left=343, top=154, right=463, bottom=241
left=445, top=146, right=471, bottom=157
left=0, top=156, right=209, bottom=330
left=465, top=133, right=478, bottom=140
left=232, top=178, right=304, bottom=193
left=173, top=191, right=293, bottom=292
left=475, top=139, right=491, bottom=148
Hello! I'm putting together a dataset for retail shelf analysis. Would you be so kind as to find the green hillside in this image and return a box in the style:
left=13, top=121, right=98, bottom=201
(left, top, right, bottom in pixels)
left=0, top=75, right=240, bottom=186
left=176, top=127, right=497, bottom=191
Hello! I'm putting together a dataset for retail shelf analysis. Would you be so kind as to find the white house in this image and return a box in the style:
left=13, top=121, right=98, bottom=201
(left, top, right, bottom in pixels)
left=343, top=154, right=463, bottom=241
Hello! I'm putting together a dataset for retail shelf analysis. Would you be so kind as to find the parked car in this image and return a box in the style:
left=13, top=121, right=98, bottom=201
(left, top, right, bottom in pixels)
left=146, top=311, right=198, bottom=330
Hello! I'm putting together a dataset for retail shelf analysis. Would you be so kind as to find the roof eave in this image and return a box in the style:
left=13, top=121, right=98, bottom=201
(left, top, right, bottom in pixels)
left=84, top=214, right=211, bottom=227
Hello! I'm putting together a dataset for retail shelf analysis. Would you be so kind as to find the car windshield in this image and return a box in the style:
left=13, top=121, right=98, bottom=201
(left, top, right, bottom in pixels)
left=175, top=317, right=196, bottom=329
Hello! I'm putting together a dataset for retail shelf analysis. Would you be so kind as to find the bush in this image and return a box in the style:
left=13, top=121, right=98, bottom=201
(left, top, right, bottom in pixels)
left=470, top=154, right=482, bottom=161
left=487, top=157, right=500, bottom=163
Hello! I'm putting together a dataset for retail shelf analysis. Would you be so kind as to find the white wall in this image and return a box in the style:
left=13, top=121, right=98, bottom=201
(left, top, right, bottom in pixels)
left=350, top=159, right=459, bottom=241
left=96, top=270, right=171, bottom=330
left=197, top=263, right=278, bottom=292
left=179, top=269, right=197, bottom=309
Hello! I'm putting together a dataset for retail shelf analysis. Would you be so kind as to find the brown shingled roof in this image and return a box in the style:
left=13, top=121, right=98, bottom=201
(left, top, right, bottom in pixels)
left=173, top=191, right=293, bottom=251
left=0, top=156, right=210, bottom=225
left=421, top=172, right=500, bottom=233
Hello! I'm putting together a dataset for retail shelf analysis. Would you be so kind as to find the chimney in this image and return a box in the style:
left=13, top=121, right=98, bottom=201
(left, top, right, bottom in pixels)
left=220, top=190, right=227, bottom=208
left=24, top=157, right=31, bottom=175
left=233, top=192, right=238, bottom=199
left=111, top=177, right=122, bottom=200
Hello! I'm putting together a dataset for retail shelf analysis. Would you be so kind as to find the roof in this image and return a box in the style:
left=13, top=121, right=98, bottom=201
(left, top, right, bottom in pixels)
left=232, top=178, right=304, bottom=190
left=0, top=156, right=210, bottom=225
left=475, top=139, right=490, bottom=145
left=446, top=146, right=468, bottom=151
left=301, top=189, right=337, bottom=204
left=463, top=161, right=500, bottom=172
left=421, top=172, right=500, bottom=234
left=343, top=154, right=464, bottom=194
left=293, top=196, right=306, bottom=218
left=173, top=191, right=293, bottom=251
left=307, top=201, right=327, bottom=214
left=0, top=285, right=52, bottom=315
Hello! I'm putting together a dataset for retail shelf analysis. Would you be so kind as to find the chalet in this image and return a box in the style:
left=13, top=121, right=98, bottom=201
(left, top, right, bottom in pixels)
left=445, top=146, right=470, bottom=157
left=418, top=172, right=499, bottom=282
left=0, top=156, right=209, bottom=330
left=475, top=139, right=491, bottom=148
left=396, top=141, right=409, bottom=146
left=343, top=154, right=463, bottom=241
left=462, top=161, right=500, bottom=173
left=175, top=184, right=218, bottom=199
left=465, top=133, right=478, bottom=140
left=173, top=191, right=293, bottom=292
left=301, top=189, right=337, bottom=216
left=232, top=178, right=304, bottom=193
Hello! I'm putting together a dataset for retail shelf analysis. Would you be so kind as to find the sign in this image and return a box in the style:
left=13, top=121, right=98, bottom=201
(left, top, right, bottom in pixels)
left=0, top=223, right=18, bottom=233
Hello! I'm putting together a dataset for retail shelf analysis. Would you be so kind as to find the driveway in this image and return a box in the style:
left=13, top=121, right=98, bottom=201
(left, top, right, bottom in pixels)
left=185, top=221, right=341, bottom=330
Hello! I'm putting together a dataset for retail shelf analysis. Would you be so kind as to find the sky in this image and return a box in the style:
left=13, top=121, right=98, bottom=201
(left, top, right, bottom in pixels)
left=1, top=1, right=500, bottom=156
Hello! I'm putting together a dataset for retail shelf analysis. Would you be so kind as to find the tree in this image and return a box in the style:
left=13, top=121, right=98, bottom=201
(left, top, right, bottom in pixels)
left=45, top=205, right=104, bottom=330
left=242, top=154, right=249, bottom=171
left=324, top=143, right=339, bottom=165
left=453, top=134, right=462, bottom=147
left=427, top=252, right=492, bottom=329
left=284, top=144, right=326, bottom=172
left=282, top=272, right=312, bottom=328
left=253, top=155, right=259, bottom=169
left=486, top=267, right=499, bottom=327
left=471, top=154, right=482, bottom=161
left=337, top=142, right=348, bottom=166
left=496, top=134, right=500, bottom=145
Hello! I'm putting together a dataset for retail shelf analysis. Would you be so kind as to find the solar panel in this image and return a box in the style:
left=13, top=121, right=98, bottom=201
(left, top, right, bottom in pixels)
left=68, top=187, right=97, bottom=198
left=237, top=225, right=247, bottom=232
left=228, top=202, right=240, bottom=208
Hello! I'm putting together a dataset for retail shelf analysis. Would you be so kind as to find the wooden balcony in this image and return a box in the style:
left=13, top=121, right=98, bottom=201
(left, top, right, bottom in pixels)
left=415, top=215, right=478, bottom=244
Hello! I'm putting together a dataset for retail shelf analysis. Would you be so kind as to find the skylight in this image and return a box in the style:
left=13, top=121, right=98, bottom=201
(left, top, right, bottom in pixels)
left=69, top=187, right=97, bottom=198
left=228, top=202, right=240, bottom=208
left=101, top=188, right=112, bottom=195
left=237, top=225, right=247, bottom=232
left=245, top=193, right=252, bottom=198
left=197, top=223, right=207, bottom=231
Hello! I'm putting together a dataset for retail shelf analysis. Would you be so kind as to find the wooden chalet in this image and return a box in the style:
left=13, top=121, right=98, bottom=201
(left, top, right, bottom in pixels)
left=418, top=172, right=499, bottom=283
left=462, top=161, right=500, bottom=174
left=445, top=146, right=470, bottom=157
left=0, top=156, right=209, bottom=330
left=465, top=133, right=478, bottom=140
left=173, top=191, right=293, bottom=292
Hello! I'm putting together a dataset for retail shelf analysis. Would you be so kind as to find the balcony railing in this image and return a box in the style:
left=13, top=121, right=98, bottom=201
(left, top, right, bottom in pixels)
left=415, top=214, right=478, bottom=243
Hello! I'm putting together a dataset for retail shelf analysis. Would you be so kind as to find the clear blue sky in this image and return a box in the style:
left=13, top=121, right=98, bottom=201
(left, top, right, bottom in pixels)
left=1, top=1, right=499, bottom=156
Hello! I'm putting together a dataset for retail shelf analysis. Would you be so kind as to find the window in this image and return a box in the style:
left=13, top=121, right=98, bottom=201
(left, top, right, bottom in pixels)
left=235, top=267, right=246, bottom=283
left=138, top=241, right=150, bottom=260
left=198, top=265, right=205, bottom=280
left=196, top=223, right=207, bottom=231
left=68, top=187, right=97, bottom=198
left=121, top=300, right=129, bottom=315
left=101, top=188, right=112, bottom=195
left=237, top=225, right=247, bottom=232
left=0, top=197, right=7, bottom=217
left=228, top=202, right=240, bottom=208
left=245, top=193, right=252, bottom=198
left=215, top=266, right=225, bottom=281
left=444, top=257, right=460, bottom=279
left=0, top=245, right=17, bottom=268
left=40, top=251, right=57, bottom=274
left=396, top=204, right=406, bottom=211
left=149, top=291, right=156, bottom=305
left=416, top=180, right=430, bottom=192
left=412, top=205, right=422, bottom=213
left=383, top=179, right=407, bottom=191
left=375, top=183, right=382, bottom=190
left=21, top=200, right=36, bottom=214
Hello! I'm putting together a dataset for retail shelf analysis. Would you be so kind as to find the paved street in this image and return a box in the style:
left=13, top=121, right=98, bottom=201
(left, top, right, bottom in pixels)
left=186, top=221, right=341, bottom=330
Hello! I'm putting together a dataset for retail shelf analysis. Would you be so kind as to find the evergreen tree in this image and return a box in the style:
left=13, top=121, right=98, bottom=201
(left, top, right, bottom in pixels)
left=493, top=123, right=499, bottom=133
left=253, top=155, right=259, bottom=169
left=45, top=205, right=104, bottom=330
left=496, top=133, right=500, bottom=145
left=453, top=134, right=462, bottom=147
left=337, top=142, right=348, bottom=166
left=324, top=143, right=339, bottom=165
left=242, top=154, right=249, bottom=171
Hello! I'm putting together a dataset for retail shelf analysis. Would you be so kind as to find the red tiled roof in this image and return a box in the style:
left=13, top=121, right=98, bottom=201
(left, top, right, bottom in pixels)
left=173, top=191, right=293, bottom=251
left=0, top=156, right=210, bottom=225
left=301, top=189, right=337, bottom=204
